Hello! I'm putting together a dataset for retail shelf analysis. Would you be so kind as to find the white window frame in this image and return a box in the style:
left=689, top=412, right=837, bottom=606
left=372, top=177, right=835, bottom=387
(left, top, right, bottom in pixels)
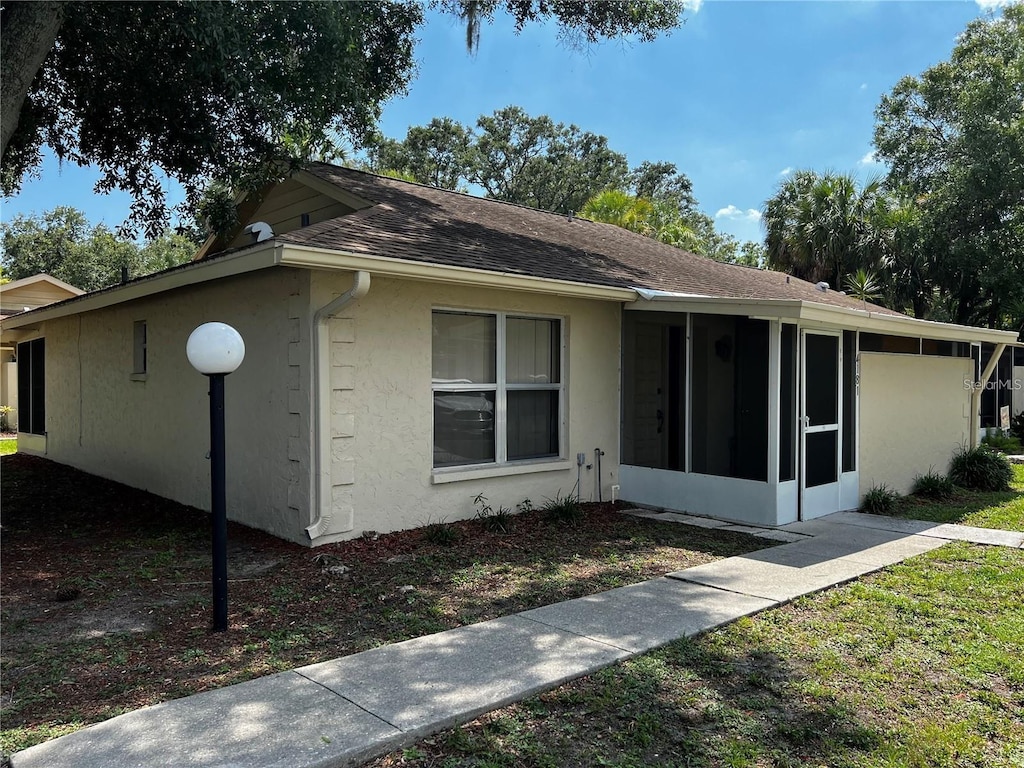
left=431, top=308, right=566, bottom=471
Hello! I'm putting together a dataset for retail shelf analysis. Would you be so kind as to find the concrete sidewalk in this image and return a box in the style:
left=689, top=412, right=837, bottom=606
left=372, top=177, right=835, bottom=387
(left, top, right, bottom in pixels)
left=11, top=513, right=1023, bottom=768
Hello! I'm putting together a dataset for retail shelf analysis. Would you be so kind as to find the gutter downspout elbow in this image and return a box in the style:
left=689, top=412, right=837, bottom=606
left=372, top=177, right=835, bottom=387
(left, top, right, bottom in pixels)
left=306, top=270, right=370, bottom=541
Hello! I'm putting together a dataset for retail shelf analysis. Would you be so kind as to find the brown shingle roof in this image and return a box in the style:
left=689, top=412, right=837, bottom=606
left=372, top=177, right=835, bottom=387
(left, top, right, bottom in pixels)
left=278, top=163, right=904, bottom=317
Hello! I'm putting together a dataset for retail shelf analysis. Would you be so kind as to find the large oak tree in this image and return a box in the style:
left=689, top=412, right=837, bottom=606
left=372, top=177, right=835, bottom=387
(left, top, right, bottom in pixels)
left=1, top=1, right=684, bottom=238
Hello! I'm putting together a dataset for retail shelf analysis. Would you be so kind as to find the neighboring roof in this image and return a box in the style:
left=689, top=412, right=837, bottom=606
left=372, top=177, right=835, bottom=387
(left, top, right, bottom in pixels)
left=0, top=273, right=84, bottom=298
left=277, top=164, right=905, bottom=318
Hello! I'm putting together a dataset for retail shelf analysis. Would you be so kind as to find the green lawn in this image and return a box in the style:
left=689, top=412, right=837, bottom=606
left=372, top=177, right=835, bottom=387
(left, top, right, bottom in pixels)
left=898, top=464, right=1024, bottom=532
left=368, top=470, right=1024, bottom=768
left=0, top=439, right=16, bottom=457
left=369, top=542, right=1024, bottom=768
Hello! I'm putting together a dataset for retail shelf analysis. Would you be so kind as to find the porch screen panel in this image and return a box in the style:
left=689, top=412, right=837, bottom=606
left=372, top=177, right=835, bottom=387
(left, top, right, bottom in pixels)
left=691, top=315, right=769, bottom=481
left=842, top=330, right=856, bottom=472
left=621, top=313, right=685, bottom=471
left=779, top=324, right=797, bottom=482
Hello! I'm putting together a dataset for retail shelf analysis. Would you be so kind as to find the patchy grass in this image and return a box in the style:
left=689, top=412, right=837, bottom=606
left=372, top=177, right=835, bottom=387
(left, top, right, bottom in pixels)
left=896, top=464, right=1024, bottom=532
left=0, top=454, right=766, bottom=755
left=367, top=542, right=1024, bottom=768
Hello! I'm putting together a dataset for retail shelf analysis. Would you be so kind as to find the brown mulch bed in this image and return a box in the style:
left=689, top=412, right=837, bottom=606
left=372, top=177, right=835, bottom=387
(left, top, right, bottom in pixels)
left=0, top=454, right=768, bottom=753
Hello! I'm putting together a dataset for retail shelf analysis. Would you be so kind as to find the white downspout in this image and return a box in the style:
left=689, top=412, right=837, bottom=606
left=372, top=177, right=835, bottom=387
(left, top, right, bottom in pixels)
left=306, top=270, right=370, bottom=540
left=971, top=342, right=1006, bottom=447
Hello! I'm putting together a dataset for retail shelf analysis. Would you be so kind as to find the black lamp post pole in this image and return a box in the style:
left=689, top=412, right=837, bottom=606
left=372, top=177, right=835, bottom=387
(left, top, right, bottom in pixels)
left=209, top=372, right=228, bottom=632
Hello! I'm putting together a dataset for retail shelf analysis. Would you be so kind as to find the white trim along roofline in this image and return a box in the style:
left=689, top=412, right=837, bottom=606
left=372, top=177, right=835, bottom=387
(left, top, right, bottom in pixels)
left=1, top=242, right=1018, bottom=348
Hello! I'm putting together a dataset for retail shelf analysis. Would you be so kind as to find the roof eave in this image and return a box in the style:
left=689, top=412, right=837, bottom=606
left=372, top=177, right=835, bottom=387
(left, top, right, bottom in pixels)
left=279, top=243, right=638, bottom=302
left=626, top=291, right=1017, bottom=344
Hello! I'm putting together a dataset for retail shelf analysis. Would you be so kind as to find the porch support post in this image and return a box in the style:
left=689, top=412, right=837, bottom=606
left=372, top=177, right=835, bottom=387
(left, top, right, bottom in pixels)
left=971, top=342, right=1006, bottom=446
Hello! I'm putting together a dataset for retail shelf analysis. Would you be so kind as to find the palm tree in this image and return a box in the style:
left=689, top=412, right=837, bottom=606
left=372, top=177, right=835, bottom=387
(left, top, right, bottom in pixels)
left=844, top=268, right=882, bottom=301
left=763, top=170, right=888, bottom=290
left=580, top=189, right=655, bottom=235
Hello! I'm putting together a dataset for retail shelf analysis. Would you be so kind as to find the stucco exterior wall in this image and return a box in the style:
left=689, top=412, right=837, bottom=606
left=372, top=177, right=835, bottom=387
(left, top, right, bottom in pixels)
left=859, top=352, right=973, bottom=497
left=39, top=268, right=311, bottom=543
left=311, top=273, right=621, bottom=541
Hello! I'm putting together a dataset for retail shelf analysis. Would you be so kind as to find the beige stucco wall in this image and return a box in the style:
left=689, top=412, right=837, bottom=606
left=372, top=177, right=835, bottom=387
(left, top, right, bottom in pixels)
left=38, top=268, right=310, bottom=543
left=859, top=352, right=973, bottom=497
left=311, top=273, right=622, bottom=542
left=32, top=265, right=621, bottom=545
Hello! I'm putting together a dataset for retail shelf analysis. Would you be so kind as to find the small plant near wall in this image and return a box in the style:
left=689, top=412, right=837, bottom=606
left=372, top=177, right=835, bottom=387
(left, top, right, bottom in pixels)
left=542, top=490, right=583, bottom=525
left=0, top=405, right=11, bottom=432
left=861, top=484, right=901, bottom=515
left=422, top=518, right=460, bottom=546
left=949, top=444, right=1013, bottom=492
left=911, top=469, right=955, bottom=500
left=472, top=493, right=513, bottom=534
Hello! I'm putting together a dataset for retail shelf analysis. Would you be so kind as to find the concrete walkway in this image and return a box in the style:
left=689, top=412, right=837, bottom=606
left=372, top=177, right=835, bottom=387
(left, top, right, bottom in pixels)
left=11, top=513, right=1023, bottom=768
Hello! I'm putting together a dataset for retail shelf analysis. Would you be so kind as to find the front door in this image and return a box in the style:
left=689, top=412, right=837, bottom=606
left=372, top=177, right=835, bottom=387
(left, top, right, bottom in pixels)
left=801, top=331, right=842, bottom=519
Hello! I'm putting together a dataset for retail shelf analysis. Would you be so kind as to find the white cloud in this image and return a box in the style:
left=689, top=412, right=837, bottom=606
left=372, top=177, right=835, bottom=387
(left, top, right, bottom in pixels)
left=859, top=83, right=868, bottom=91
left=682, top=0, right=704, bottom=11
left=715, top=205, right=761, bottom=222
left=859, top=150, right=881, bottom=166
left=778, top=167, right=793, bottom=177
left=976, top=0, right=1019, bottom=9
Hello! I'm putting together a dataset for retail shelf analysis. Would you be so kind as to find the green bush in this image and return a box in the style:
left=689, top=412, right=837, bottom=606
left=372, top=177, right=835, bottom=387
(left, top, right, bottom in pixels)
left=423, top=519, right=460, bottom=545
left=981, top=429, right=1022, bottom=454
left=472, top=493, right=513, bottom=534
left=1011, top=411, right=1024, bottom=442
left=861, top=484, right=901, bottom=515
left=542, top=491, right=583, bottom=525
left=948, top=444, right=1013, bottom=492
left=911, top=469, right=955, bottom=500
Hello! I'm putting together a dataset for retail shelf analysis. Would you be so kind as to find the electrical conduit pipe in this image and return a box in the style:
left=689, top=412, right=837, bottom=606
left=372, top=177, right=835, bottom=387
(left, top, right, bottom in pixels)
left=306, top=270, right=370, bottom=540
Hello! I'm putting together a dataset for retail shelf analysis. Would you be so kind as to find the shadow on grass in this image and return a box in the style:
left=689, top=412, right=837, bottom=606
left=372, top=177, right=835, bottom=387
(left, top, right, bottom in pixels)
left=379, top=633, right=884, bottom=768
left=0, top=454, right=768, bottom=753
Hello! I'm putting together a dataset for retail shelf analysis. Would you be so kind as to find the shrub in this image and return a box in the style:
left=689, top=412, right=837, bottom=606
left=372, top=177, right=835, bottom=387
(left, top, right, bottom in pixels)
left=981, top=429, right=1022, bottom=454
left=542, top=490, right=583, bottom=525
left=472, top=493, right=513, bottom=534
left=911, top=469, right=955, bottom=500
left=423, top=518, right=460, bottom=545
left=1011, top=411, right=1024, bottom=442
left=948, top=444, right=1013, bottom=492
left=861, top=484, right=901, bottom=515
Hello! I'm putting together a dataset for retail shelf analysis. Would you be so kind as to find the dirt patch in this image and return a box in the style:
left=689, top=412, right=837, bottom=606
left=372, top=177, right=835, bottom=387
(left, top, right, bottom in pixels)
left=1, top=453, right=768, bottom=754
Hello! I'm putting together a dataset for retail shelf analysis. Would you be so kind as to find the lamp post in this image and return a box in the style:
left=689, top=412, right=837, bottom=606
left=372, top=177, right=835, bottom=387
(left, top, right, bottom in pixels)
left=187, top=322, right=245, bottom=632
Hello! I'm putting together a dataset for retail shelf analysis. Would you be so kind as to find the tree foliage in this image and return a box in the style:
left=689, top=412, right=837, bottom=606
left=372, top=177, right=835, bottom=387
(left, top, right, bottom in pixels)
left=0, top=207, right=196, bottom=292
left=873, top=4, right=1024, bottom=328
left=1, top=1, right=684, bottom=239
left=762, top=170, right=890, bottom=292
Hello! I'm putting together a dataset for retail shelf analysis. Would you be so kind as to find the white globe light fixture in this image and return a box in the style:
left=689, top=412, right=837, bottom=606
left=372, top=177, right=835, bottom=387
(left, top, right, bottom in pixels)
left=187, top=321, right=245, bottom=632
left=187, top=322, right=245, bottom=375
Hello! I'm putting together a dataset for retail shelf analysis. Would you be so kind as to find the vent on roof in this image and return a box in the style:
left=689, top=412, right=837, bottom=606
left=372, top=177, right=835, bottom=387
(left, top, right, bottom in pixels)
left=816, top=281, right=829, bottom=292
left=244, top=221, right=274, bottom=243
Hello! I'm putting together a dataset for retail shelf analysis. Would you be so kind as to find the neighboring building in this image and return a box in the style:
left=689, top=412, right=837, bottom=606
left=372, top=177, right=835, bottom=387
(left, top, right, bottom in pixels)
left=0, top=165, right=1018, bottom=545
left=0, top=274, right=84, bottom=431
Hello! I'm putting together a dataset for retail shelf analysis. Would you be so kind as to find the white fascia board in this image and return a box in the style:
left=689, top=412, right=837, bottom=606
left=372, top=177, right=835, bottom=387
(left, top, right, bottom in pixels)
left=626, top=292, right=1017, bottom=344
left=1, top=243, right=283, bottom=330
left=279, top=243, right=638, bottom=302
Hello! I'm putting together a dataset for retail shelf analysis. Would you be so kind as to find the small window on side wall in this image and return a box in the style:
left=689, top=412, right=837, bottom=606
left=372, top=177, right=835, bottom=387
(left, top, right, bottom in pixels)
left=133, top=320, right=147, bottom=376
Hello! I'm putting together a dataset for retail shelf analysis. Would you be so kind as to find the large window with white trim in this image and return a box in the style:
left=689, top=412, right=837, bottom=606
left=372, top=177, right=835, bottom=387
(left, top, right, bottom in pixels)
left=432, top=310, right=562, bottom=469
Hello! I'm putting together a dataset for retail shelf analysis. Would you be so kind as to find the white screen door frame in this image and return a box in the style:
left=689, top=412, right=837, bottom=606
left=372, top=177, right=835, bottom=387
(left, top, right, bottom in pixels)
left=800, top=330, right=843, bottom=519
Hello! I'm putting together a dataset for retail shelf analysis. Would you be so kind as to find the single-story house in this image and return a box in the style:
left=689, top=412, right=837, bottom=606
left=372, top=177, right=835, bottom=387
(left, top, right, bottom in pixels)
left=0, top=274, right=84, bottom=431
left=1, top=164, right=1018, bottom=545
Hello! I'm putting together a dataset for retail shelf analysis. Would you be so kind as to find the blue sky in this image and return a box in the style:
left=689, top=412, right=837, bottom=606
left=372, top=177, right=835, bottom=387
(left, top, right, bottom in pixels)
left=1, top=1, right=1008, bottom=245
